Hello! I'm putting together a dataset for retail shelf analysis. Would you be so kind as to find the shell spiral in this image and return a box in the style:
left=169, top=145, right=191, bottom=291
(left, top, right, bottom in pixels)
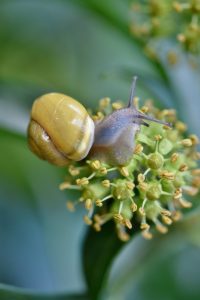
left=27, top=93, right=95, bottom=166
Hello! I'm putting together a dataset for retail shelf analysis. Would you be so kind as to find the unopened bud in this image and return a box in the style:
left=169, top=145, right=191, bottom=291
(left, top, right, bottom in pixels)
left=147, top=152, right=164, bottom=169
left=76, top=177, right=89, bottom=186
left=83, top=216, right=92, bottom=225
left=180, top=139, right=192, bottom=147
left=120, top=166, right=129, bottom=177
left=101, top=180, right=110, bottom=188
left=179, top=164, right=188, bottom=172
left=134, top=143, right=143, bottom=154
left=85, top=198, right=93, bottom=210
left=90, top=160, right=101, bottom=170
left=171, top=153, right=179, bottom=162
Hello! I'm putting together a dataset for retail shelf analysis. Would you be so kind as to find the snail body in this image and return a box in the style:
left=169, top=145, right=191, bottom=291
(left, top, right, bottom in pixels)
left=90, top=107, right=140, bottom=165
left=27, top=77, right=171, bottom=166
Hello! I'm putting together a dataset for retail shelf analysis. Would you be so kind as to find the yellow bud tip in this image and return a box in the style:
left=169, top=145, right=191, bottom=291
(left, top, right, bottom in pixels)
left=179, top=198, right=192, bottom=208
left=159, top=170, right=175, bottom=180
left=189, top=134, right=199, bottom=145
left=171, top=211, right=182, bottom=221
left=183, top=186, right=199, bottom=196
left=177, top=33, right=186, bottom=43
left=173, top=2, right=183, bottom=12
left=76, top=177, right=89, bottom=186
left=140, top=223, right=150, bottom=231
left=85, top=199, right=93, bottom=210
left=181, top=139, right=193, bottom=147
left=193, top=152, right=200, bottom=160
left=83, top=215, right=93, bottom=225
left=179, top=164, right=188, bottom=172
left=93, top=223, right=101, bottom=232
left=118, top=231, right=130, bottom=242
left=162, top=215, right=173, bottom=225
left=138, top=173, right=145, bottom=183
left=142, top=230, right=153, bottom=240
left=95, top=199, right=103, bottom=207
left=161, top=209, right=172, bottom=217
left=175, top=121, right=187, bottom=132
left=140, top=106, right=149, bottom=113
left=90, top=160, right=101, bottom=170
left=154, top=134, right=162, bottom=141
left=134, top=143, right=143, bottom=154
left=192, top=176, right=200, bottom=187
left=120, top=166, right=129, bottom=177
left=131, top=202, right=137, bottom=212
left=99, top=97, right=111, bottom=109
left=139, top=207, right=146, bottom=216
left=101, top=179, right=110, bottom=188
left=126, top=181, right=135, bottom=190
left=68, top=165, right=80, bottom=176
left=99, top=167, right=107, bottom=175
left=192, top=169, right=200, bottom=175
left=156, top=224, right=168, bottom=234
left=124, top=219, right=132, bottom=229
left=171, top=153, right=179, bottom=162
left=59, top=182, right=71, bottom=190
left=114, top=213, right=124, bottom=222
left=92, top=111, right=104, bottom=121
left=162, top=109, right=176, bottom=117
left=112, top=102, right=123, bottom=110
left=173, top=188, right=182, bottom=200
left=138, top=182, right=148, bottom=192
left=66, top=201, right=75, bottom=212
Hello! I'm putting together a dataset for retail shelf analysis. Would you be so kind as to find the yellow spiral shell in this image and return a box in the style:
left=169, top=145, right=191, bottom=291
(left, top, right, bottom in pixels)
left=27, top=93, right=95, bottom=166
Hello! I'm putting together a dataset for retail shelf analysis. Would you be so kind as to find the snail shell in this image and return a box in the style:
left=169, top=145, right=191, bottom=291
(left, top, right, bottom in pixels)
left=28, top=93, right=95, bottom=166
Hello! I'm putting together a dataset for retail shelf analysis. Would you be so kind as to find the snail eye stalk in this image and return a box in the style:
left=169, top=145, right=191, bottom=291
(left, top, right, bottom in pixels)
left=128, top=76, right=138, bottom=108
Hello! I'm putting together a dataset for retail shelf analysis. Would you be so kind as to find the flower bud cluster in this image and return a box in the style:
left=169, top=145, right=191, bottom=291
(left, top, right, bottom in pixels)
left=60, top=98, right=199, bottom=241
left=130, top=0, right=200, bottom=59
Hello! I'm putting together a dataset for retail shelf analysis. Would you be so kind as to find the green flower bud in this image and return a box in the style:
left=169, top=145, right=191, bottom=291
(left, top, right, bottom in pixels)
left=147, top=152, right=164, bottom=169
left=173, top=173, right=186, bottom=188
left=146, top=182, right=162, bottom=200
left=161, top=179, right=175, bottom=193
left=111, top=200, right=133, bottom=220
left=144, top=201, right=162, bottom=220
left=82, top=182, right=108, bottom=200
left=112, top=179, right=134, bottom=200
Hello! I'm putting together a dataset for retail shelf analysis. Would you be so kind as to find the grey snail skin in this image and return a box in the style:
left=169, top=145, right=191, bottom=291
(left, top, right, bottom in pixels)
left=89, top=76, right=171, bottom=165
left=27, top=77, right=171, bottom=166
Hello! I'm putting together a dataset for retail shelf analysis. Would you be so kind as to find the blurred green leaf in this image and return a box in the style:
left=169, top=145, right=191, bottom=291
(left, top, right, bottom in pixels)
left=0, top=0, right=168, bottom=112
left=0, top=129, right=86, bottom=293
left=156, top=42, right=200, bottom=135
left=0, top=284, right=88, bottom=300
left=103, top=208, right=200, bottom=300
left=82, top=222, right=123, bottom=300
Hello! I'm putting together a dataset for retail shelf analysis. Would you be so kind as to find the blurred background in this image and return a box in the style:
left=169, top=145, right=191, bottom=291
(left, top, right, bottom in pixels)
left=0, top=1, right=200, bottom=299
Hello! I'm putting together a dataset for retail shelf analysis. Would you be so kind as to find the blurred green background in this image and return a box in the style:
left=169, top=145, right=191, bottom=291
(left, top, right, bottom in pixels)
left=0, top=1, right=200, bottom=300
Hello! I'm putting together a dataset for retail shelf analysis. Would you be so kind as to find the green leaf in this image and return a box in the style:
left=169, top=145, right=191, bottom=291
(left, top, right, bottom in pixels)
left=157, top=42, right=200, bottom=134
left=82, top=222, right=123, bottom=300
left=0, top=284, right=88, bottom=300
left=0, top=0, right=166, bottom=111
left=103, top=208, right=200, bottom=300
left=0, top=129, right=86, bottom=293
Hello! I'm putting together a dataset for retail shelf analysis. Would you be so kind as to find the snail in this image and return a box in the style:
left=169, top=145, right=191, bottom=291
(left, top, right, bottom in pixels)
left=27, top=77, right=171, bottom=166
